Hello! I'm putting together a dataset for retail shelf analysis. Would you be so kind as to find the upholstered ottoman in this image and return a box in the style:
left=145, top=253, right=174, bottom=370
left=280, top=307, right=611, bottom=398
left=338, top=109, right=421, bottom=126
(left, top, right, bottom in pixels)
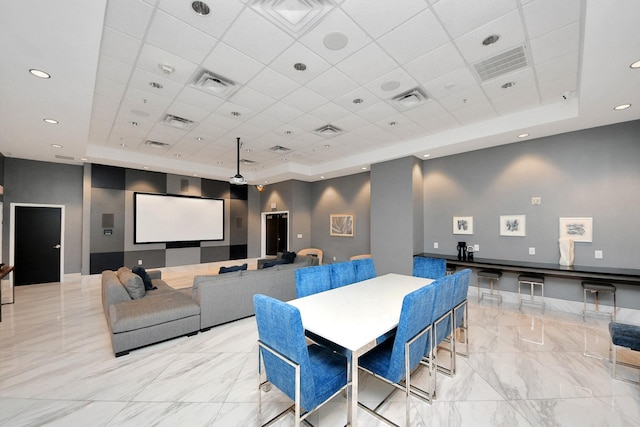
left=609, top=322, right=640, bottom=384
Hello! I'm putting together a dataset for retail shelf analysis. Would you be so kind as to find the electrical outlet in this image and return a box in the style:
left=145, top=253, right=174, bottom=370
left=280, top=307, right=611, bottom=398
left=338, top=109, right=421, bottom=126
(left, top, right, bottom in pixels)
left=474, top=244, right=480, bottom=251
left=137, top=259, right=143, bottom=265
left=595, top=250, right=603, bottom=259
left=531, top=196, right=542, bottom=205
left=333, top=256, right=337, bottom=261
left=297, top=233, right=302, bottom=238
left=434, top=242, right=439, bottom=249
left=529, top=247, right=535, bottom=255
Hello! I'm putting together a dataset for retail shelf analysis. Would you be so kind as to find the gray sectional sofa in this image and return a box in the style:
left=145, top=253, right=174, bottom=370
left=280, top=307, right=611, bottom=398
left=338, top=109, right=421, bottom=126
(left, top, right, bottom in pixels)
left=101, top=256, right=318, bottom=356
left=101, top=267, right=201, bottom=357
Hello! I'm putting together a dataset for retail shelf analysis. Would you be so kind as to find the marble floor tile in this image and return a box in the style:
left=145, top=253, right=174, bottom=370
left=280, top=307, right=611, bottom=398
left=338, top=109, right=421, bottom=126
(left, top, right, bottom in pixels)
left=1, top=269, right=639, bottom=426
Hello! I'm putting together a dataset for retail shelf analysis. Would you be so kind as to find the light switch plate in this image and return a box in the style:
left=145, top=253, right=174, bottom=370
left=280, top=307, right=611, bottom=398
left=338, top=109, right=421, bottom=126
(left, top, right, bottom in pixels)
left=434, top=242, right=439, bottom=249
left=595, top=250, right=603, bottom=259
left=297, top=234, right=302, bottom=238
left=474, top=244, right=480, bottom=251
left=529, top=247, right=535, bottom=255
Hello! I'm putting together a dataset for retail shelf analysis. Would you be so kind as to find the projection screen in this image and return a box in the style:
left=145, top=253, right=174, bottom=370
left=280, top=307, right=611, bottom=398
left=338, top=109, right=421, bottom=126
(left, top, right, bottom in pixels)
left=134, top=193, right=224, bottom=243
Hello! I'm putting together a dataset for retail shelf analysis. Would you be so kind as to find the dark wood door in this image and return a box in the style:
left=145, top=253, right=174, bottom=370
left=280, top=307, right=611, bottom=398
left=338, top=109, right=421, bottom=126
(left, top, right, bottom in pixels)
left=265, top=213, right=288, bottom=256
left=14, top=206, right=62, bottom=285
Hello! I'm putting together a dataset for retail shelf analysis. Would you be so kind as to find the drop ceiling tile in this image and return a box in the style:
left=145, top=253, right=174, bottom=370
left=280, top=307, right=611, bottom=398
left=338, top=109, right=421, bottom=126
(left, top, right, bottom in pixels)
left=336, top=42, right=397, bottom=84
left=299, top=9, right=371, bottom=65
left=281, top=86, right=328, bottom=113
left=100, top=27, right=142, bottom=65
left=341, top=0, right=428, bottom=39
left=105, top=0, right=154, bottom=40
left=270, top=43, right=331, bottom=85
left=146, top=10, right=218, bottom=64
left=190, top=122, right=231, bottom=139
left=305, top=67, right=358, bottom=100
left=453, top=10, right=525, bottom=64
left=223, top=8, right=294, bottom=64
left=94, top=77, right=127, bottom=100
left=415, top=111, right=460, bottom=134
left=216, top=101, right=258, bottom=122
left=422, top=66, right=478, bottom=100
left=308, top=102, right=352, bottom=123
left=481, top=68, right=536, bottom=99
left=448, top=99, right=498, bottom=125
left=201, top=42, right=265, bottom=85
left=333, top=113, right=370, bottom=131
left=364, top=69, right=420, bottom=100
left=491, top=86, right=540, bottom=115
left=334, top=87, right=381, bottom=113
left=288, top=114, right=327, bottom=132
left=246, top=67, right=300, bottom=100
left=538, top=74, right=577, bottom=103
left=352, top=124, right=397, bottom=145
left=129, top=68, right=184, bottom=99
left=136, top=43, right=199, bottom=85
left=355, top=100, right=399, bottom=123
left=438, top=85, right=490, bottom=112
left=231, top=123, right=266, bottom=141
left=402, top=101, right=451, bottom=123
left=529, top=22, right=580, bottom=64
left=404, top=43, right=466, bottom=87
left=261, top=101, right=305, bottom=123
left=245, top=114, right=285, bottom=132
left=432, top=0, right=517, bottom=39
left=96, top=55, right=134, bottom=85
left=231, top=86, right=277, bottom=113
left=157, top=0, right=244, bottom=39
left=377, top=10, right=449, bottom=64
left=123, top=86, right=173, bottom=114
left=523, top=0, right=581, bottom=39
left=174, top=86, right=225, bottom=112
left=200, top=112, right=243, bottom=131
left=535, top=53, right=579, bottom=84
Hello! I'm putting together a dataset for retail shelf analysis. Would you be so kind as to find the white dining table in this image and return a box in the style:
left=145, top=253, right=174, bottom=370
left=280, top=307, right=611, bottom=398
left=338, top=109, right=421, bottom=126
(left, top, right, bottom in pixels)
left=288, top=273, right=434, bottom=426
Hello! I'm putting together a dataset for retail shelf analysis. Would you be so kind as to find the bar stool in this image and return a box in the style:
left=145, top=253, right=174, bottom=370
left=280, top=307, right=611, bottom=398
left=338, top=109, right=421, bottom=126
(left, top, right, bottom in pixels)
left=477, top=269, right=502, bottom=304
left=518, top=274, right=544, bottom=311
left=446, top=264, right=456, bottom=276
left=582, top=281, right=616, bottom=320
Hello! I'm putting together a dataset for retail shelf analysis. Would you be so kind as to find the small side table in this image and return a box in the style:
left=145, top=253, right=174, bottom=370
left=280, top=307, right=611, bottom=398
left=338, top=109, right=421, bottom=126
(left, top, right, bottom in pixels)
left=0, top=265, right=16, bottom=322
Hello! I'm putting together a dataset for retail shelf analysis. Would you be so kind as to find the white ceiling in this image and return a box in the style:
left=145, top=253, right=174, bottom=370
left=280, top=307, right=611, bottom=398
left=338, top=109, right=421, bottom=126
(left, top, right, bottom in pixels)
left=1, top=0, right=639, bottom=184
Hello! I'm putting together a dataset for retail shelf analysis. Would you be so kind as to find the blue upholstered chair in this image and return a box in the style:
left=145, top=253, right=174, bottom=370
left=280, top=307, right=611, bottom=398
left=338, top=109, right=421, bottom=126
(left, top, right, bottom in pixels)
left=413, top=256, right=447, bottom=280
left=438, top=269, right=471, bottom=376
left=329, top=261, right=356, bottom=288
left=358, top=283, right=437, bottom=425
left=295, top=265, right=332, bottom=298
left=352, top=258, right=376, bottom=282
left=421, top=274, right=456, bottom=398
left=254, top=294, right=349, bottom=427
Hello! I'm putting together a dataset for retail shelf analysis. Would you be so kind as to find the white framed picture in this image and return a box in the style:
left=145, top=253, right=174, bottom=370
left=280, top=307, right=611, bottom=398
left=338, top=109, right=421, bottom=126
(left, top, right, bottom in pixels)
left=559, top=217, right=593, bottom=242
left=500, top=214, right=526, bottom=237
left=330, top=214, right=354, bottom=237
left=453, top=216, right=473, bottom=235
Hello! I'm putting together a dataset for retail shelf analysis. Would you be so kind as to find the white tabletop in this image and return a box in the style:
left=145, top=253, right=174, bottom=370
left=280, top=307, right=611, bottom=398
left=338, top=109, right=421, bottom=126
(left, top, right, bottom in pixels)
left=288, top=273, right=434, bottom=353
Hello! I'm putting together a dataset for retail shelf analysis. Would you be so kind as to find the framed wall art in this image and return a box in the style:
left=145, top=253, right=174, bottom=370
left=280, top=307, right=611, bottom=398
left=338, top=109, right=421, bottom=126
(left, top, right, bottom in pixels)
left=500, top=214, right=526, bottom=237
left=453, top=216, right=473, bottom=235
left=559, top=217, right=593, bottom=242
left=330, top=214, right=354, bottom=237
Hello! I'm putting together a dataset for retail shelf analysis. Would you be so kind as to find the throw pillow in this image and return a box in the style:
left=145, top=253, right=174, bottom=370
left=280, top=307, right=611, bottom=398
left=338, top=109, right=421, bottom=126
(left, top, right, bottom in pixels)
left=281, top=251, right=297, bottom=263
left=119, top=270, right=146, bottom=299
left=219, top=263, right=248, bottom=274
left=132, top=266, right=156, bottom=290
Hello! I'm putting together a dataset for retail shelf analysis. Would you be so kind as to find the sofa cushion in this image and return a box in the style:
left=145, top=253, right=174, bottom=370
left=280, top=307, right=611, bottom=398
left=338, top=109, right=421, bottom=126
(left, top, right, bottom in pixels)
left=119, top=270, right=146, bottom=300
left=109, top=292, right=200, bottom=333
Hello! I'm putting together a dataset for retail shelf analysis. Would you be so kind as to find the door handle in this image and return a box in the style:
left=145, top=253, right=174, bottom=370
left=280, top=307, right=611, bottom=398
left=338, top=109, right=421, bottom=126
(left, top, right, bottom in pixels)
left=53, top=244, right=61, bottom=249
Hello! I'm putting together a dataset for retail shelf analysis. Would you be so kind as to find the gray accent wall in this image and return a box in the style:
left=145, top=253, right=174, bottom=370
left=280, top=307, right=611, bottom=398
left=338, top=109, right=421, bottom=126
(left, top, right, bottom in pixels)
left=2, top=158, right=83, bottom=274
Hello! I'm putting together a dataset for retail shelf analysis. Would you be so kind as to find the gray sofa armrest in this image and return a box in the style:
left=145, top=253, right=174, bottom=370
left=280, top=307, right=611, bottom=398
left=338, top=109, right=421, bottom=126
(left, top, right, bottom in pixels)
left=148, top=270, right=162, bottom=280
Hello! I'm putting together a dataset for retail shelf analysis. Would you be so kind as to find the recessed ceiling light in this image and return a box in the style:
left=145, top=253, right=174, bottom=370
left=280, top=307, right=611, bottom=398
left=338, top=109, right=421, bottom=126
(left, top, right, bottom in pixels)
left=294, top=62, right=307, bottom=71
left=51, top=144, right=63, bottom=148
left=29, top=69, right=50, bottom=79
left=482, top=34, right=500, bottom=46
left=191, top=1, right=210, bottom=16
left=285, top=130, right=293, bottom=135
left=352, top=98, right=364, bottom=104
left=143, top=166, right=149, bottom=169
left=630, top=60, right=640, bottom=69
left=320, top=176, right=325, bottom=179
left=518, top=133, right=529, bottom=138
left=614, top=103, right=631, bottom=110
left=131, top=109, right=150, bottom=117
left=196, top=137, right=203, bottom=141
left=80, top=157, right=88, bottom=161
left=175, top=153, right=182, bottom=157
left=129, top=121, right=140, bottom=126
left=43, top=118, right=58, bottom=124
left=231, top=111, right=241, bottom=116
left=120, top=144, right=127, bottom=148
left=325, top=144, right=331, bottom=148
left=361, top=167, right=367, bottom=170
left=149, top=82, right=163, bottom=89
left=323, top=32, right=349, bottom=50
left=158, top=63, right=175, bottom=74
left=423, top=154, right=430, bottom=158
left=388, top=121, right=398, bottom=126
left=501, top=81, right=516, bottom=89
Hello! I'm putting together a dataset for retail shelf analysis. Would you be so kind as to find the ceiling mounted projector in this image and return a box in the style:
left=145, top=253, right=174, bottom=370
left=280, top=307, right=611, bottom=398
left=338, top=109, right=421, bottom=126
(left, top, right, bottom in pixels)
left=230, top=137, right=247, bottom=185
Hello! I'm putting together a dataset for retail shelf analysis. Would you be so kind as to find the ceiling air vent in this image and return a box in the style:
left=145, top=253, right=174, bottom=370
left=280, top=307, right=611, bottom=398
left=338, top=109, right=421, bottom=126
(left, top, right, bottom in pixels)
left=269, top=145, right=292, bottom=153
left=145, top=140, right=171, bottom=149
left=162, top=114, right=195, bottom=130
left=192, top=69, right=237, bottom=98
left=313, top=124, right=343, bottom=138
left=473, top=45, right=529, bottom=82
left=390, top=87, right=429, bottom=110
left=248, top=0, right=337, bottom=35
